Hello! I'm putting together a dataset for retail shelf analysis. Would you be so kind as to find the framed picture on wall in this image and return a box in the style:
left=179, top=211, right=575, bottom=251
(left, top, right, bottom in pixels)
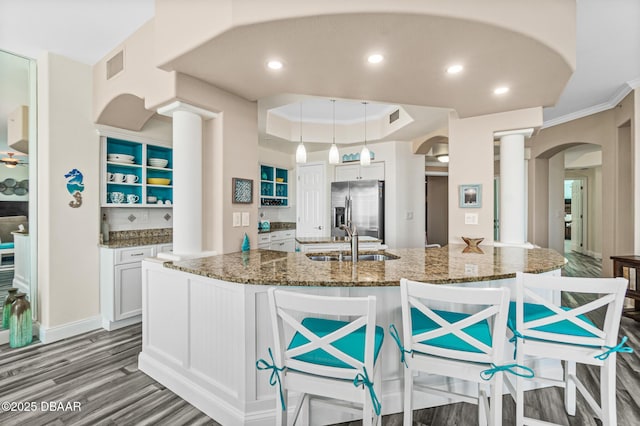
left=459, top=184, right=481, bottom=208
left=232, top=178, right=253, bottom=204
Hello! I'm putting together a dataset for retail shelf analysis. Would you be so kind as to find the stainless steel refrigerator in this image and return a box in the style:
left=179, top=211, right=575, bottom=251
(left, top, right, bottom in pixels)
left=331, top=180, right=384, bottom=242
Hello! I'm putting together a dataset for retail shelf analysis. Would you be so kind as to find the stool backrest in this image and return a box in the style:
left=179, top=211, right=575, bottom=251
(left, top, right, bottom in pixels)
left=400, top=279, right=510, bottom=364
left=268, top=288, right=377, bottom=381
left=514, top=272, right=628, bottom=348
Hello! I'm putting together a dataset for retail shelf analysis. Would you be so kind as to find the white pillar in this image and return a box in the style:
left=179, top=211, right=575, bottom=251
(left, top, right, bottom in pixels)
left=497, top=129, right=532, bottom=246
left=157, top=102, right=217, bottom=259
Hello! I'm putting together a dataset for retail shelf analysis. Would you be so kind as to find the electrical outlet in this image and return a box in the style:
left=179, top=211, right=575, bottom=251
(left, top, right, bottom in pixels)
left=464, top=213, right=478, bottom=225
left=465, top=264, right=478, bottom=275
left=241, top=212, right=250, bottom=227
left=405, top=211, right=413, bottom=220
left=233, top=212, right=241, bottom=227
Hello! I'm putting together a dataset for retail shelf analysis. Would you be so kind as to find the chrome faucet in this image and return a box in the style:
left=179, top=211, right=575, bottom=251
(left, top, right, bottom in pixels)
left=339, top=223, right=359, bottom=262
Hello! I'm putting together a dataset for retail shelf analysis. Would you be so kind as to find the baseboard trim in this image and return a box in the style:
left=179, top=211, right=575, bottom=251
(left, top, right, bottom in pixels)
left=39, top=315, right=102, bottom=344
left=102, top=315, right=141, bottom=331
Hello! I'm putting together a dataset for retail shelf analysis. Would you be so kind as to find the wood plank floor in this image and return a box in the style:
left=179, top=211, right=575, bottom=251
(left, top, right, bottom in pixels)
left=0, top=250, right=637, bottom=425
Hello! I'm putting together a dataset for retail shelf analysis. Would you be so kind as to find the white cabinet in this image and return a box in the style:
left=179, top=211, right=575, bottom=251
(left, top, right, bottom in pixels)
left=334, top=161, right=384, bottom=181
left=100, top=243, right=171, bottom=330
left=266, top=230, right=296, bottom=252
left=258, top=233, right=271, bottom=249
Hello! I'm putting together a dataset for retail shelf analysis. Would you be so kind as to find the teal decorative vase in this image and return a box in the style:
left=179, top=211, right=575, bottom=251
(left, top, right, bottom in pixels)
left=2, top=287, right=18, bottom=329
left=242, top=233, right=250, bottom=252
left=9, top=293, right=32, bottom=348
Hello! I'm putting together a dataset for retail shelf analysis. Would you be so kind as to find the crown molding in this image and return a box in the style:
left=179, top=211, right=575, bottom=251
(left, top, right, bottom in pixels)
left=542, top=78, right=639, bottom=129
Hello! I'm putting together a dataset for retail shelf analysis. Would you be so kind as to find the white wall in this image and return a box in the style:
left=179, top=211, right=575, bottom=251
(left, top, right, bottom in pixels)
left=38, top=52, right=101, bottom=336
left=547, top=152, right=564, bottom=254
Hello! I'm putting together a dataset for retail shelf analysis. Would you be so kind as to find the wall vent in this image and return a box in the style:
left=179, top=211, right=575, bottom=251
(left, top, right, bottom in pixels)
left=106, top=50, right=124, bottom=80
left=389, top=109, right=400, bottom=124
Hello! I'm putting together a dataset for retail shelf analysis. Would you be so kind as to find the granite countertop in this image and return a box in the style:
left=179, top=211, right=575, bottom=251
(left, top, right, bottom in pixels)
left=296, top=236, right=382, bottom=244
left=165, top=244, right=567, bottom=287
left=100, top=228, right=173, bottom=249
left=258, top=221, right=296, bottom=234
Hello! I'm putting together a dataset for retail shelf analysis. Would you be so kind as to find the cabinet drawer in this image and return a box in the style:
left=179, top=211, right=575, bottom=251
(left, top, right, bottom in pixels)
left=116, top=246, right=154, bottom=265
left=271, top=230, right=296, bottom=241
left=258, top=234, right=271, bottom=244
left=157, top=244, right=173, bottom=254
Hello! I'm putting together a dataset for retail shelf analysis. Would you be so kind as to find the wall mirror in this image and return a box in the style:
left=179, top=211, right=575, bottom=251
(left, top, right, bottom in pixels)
left=0, top=49, right=37, bottom=333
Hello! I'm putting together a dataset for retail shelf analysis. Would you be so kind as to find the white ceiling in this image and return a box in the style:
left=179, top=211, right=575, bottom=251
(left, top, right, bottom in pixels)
left=0, top=1, right=638, bottom=141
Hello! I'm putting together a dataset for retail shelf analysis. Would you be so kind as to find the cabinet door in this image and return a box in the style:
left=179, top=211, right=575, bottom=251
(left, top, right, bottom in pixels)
left=115, top=263, right=143, bottom=320
left=335, top=164, right=360, bottom=181
left=360, top=162, right=385, bottom=181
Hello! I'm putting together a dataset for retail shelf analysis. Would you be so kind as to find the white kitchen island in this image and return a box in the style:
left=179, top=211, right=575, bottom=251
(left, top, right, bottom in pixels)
left=139, top=246, right=566, bottom=425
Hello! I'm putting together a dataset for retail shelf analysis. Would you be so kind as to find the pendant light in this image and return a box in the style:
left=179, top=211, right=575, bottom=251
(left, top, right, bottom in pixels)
left=328, top=99, right=340, bottom=164
left=360, top=101, right=371, bottom=166
left=296, top=102, right=307, bottom=164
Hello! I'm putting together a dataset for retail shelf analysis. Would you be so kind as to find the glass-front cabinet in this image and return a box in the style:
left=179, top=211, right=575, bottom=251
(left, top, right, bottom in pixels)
left=260, top=164, right=288, bottom=207
left=101, top=136, right=173, bottom=207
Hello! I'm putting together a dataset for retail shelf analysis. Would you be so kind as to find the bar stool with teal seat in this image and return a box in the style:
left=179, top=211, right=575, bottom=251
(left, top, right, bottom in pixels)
left=258, top=288, right=384, bottom=425
left=509, top=272, right=631, bottom=426
left=396, top=278, right=515, bottom=426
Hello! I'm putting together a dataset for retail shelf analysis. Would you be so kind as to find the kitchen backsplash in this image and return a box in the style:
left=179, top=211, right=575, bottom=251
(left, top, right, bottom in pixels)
left=258, top=207, right=295, bottom=223
left=102, top=207, right=173, bottom=231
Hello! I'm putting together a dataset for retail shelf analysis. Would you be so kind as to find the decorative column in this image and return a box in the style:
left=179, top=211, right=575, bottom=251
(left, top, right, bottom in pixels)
left=496, top=129, right=533, bottom=246
left=158, top=101, right=217, bottom=259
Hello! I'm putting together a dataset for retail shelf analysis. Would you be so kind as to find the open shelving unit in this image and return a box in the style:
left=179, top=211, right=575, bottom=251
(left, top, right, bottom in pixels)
left=260, top=164, right=288, bottom=207
left=101, top=136, right=173, bottom=207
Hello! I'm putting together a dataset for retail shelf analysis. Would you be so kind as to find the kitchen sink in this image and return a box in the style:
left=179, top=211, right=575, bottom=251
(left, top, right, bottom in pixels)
left=306, top=253, right=399, bottom=262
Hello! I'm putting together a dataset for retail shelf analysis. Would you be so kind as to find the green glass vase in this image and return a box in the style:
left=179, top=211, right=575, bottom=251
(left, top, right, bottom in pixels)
left=2, top=287, right=19, bottom=329
left=9, top=293, right=32, bottom=348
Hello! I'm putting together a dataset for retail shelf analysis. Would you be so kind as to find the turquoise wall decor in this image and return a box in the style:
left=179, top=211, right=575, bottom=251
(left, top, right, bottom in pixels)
left=64, top=168, right=84, bottom=208
left=242, top=233, right=250, bottom=252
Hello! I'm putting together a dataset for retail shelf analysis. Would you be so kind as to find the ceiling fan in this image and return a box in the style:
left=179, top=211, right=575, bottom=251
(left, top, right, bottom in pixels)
left=0, top=152, right=28, bottom=168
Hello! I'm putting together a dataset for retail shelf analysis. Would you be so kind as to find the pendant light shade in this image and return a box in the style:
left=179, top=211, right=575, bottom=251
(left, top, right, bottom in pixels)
left=328, top=99, right=340, bottom=164
left=296, top=102, right=307, bottom=164
left=296, top=142, right=307, bottom=164
left=360, top=102, right=371, bottom=166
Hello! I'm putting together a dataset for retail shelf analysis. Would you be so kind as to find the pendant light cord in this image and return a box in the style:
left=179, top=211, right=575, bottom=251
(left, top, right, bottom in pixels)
left=332, top=99, right=336, bottom=144
left=363, top=101, right=368, bottom=146
left=299, top=102, right=303, bottom=144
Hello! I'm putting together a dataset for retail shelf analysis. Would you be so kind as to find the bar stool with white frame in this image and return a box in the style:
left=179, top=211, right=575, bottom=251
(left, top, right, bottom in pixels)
left=508, top=272, right=631, bottom=426
left=258, top=288, right=385, bottom=425
left=395, top=278, right=518, bottom=426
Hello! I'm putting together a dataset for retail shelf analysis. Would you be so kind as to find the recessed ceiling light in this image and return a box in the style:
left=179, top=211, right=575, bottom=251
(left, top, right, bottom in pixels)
left=267, top=60, right=283, bottom=70
left=494, top=86, right=509, bottom=95
left=367, top=54, right=384, bottom=64
left=446, top=64, right=463, bottom=74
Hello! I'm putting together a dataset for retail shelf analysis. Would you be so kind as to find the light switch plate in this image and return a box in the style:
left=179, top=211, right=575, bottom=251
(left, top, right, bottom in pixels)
left=233, top=212, right=241, bottom=227
left=241, top=212, right=250, bottom=227
left=464, top=213, right=478, bottom=225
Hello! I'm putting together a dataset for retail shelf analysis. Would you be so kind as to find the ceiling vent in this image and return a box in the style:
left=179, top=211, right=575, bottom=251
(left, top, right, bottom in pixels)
left=389, top=109, right=400, bottom=124
left=106, top=50, right=124, bottom=80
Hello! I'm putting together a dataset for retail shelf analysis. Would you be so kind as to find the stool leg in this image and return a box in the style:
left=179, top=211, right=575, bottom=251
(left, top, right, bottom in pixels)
left=564, top=360, right=576, bottom=416
left=515, top=360, right=525, bottom=426
left=490, top=373, right=503, bottom=426
left=363, top=384, right=373, bottom=426
left=404, top=367, right=413, bottom=426
left=375, top=364, right=382, bottom=426
left=601, top=357, right=617, bottom=426
left=478, top=385, right=488, bottom=426
left=276, top=389, right=287, bottom=426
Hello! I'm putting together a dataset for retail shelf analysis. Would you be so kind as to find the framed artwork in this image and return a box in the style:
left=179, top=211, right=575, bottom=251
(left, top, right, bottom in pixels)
left=459, top=184, right=481, bottom=208
left=232, top=178, right=253, bottom=204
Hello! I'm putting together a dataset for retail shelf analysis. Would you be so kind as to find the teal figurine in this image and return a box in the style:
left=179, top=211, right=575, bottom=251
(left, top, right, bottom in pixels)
left=9, top=293, right=32, bottom=348
left=242, top=233, right=250, bottom=252
left=2, top=287, right=18, bottom=329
